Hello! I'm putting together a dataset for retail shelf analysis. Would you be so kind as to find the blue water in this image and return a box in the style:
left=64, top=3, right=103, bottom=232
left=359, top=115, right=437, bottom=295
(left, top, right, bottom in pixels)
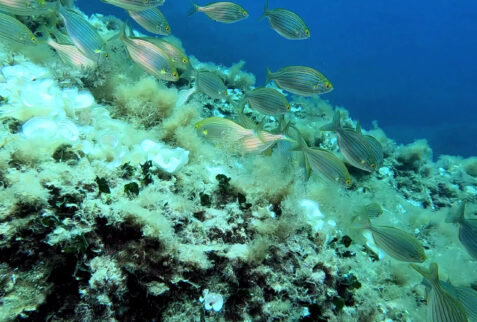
left=79, top=0, right=477, bottom=158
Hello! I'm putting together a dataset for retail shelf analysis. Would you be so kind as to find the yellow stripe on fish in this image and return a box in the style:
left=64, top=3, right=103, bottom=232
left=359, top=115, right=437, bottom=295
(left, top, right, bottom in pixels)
left=58, top=3, right=106, bottom=60
left=0, top=11, right=37, bottom=45
left=266, top=65, right=333, bottom=97
left=127, top=7, right=171, bottom=36
left=102, top=0, right=165, bottom=11
left=261, top=0, right=310, bottom=40
left=244, top=87, right=290, bottom=116
left=0, top=0, right=55, bottom=16
left=188, top=1, right=248, bottom=24
left=120, top=24, right=179, bottom=82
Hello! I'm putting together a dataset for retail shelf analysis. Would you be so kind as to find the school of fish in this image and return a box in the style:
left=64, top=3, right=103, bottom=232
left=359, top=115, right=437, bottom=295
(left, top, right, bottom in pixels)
left=0, top=0, right=475, bottom=320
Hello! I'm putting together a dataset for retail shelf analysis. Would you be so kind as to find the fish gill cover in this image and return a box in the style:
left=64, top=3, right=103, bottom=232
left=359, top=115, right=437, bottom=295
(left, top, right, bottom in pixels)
left=0, top=0, right=476, bottom=321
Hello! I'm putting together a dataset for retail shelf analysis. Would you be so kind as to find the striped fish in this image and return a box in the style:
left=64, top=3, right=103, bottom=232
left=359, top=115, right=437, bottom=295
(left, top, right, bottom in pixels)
left=195, top=70, right=228, bottom=99
left=303, top=146, right=352, bottom=187
left=188, top=1, right=248, bottom=24
left=145, top=38, right=190, bottom=70
left=120, top=24, right=178, bottom=82
left=58, top=4, right=106, bottom=60
left=321, top=111, right=379, bottom=172
left=362, top=202, right=383, bottom=219
left=102, top=0, right=165, bottom=11
left=440, top=281, right=477, bottom=321
left=261, top=0, right=310, bottom=40
left=244, top=87, right=290, bottom=116
left=0, top=11, right=37, bottom=45
left=366, top=219, right=426, bottom=262
left=356, top=121, right=384, bottom=168
left=0, top=0, right=55, bottom=16
left=446, top=202, right=477, bottom=260
left=47, top=38, right=96, bottom=69
left=411, top=263, right=468, bottom=322
left=127, top=7, right=170, bottom=36
left=266, top=66, right=333, bottom=97
left=195, top=117, right=254, bottom=142
left=241, top=131, right=288, bottom=153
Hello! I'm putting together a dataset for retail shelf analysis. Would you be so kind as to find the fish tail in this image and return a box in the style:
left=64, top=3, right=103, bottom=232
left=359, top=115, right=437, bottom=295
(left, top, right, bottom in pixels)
left=320, top=110, right=341, bottom=131
left=411, top=263, right=440, bottom=286
left=187, top=2, right=199, bottom=16
left=259, top=0, right=269, bottom=20
left=265, top=67, right=273, bottom=84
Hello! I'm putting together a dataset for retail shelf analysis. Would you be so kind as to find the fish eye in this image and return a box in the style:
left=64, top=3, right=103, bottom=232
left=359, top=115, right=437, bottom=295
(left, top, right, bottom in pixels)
left=166, top=26, right=170, bottom=31
left=305, top=29, right=310, bottom=36
left=370, top=163, right=376, bottom=169
left=182, top=58, right=188, bottom=63
left=31, top=36, right=37, bottom=43
left=345, top=179, right=352, bottom=186
left=325, top=82, right=331, bottom=89
left=286, top=104, right=291, bottom=110
left=243, top=11, right=247, bottom=16
left=172, top=72, right=178, bottom=77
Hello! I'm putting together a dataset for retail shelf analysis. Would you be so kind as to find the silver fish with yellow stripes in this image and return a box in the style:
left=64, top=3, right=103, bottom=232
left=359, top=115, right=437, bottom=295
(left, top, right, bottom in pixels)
left=102, top=0, right=165, bottom=11
left=361, top=215, right=426, bottom=262
left=195, top=117, right=289, bottom=153
left=127, top=7, right=170, bottom=35
left=356, top=120, right=384, bottom=168
left=321, top=111, right=381, bottom=172
left=145, top=38, right=190, bottom=70
left=361, top=202, right=383, bottom=219
left=47, top=37, right=96, bottom=69
left=433, top=280, right=477, bottom=322
left=195, top=70, right=228, bottom=99
left=58, top=3, right=106, bottom=60
left=261, top=0, right=310, bottom=40
left=303, top=146, right=352, bottom=187
left=0, top=11, right=37, bottom=45
left=446, top=202, right=477, bottom=260
left=243, top=87, right=290, bottom=116
left=188, top=1, right=248, bottom=24
left=0, top=0, right=55, bottom=16
left=266, top=66, right=333, bottom=97
left=120, top=24, right=178, bottom=82
left=411, top=263, right=468, bottom=322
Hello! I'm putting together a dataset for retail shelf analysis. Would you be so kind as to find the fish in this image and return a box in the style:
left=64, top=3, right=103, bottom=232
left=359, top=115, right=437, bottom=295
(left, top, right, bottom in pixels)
left=195, top=117, right=289, bottom=153
left=362, top=202, right=383, bottom=219
left=145, top=38, right=190, bottom=70
left=243, top=87, right=290, bottom=116
left=127, top=7, right=171, bottom=36
left=266, top=66, right=333, bottom=97
left=356, top=121, right=384, bottom=168
left=101, top=0, right=165, bottom=11
left=411, top=263, right=468, bottom=322
left=303, top=146, right=353, bottom=187
left=261, top=0, right=310, bottom=40
left=188, top=1, right=248, bottom=24
left=195, top=70, right=228, bottom=99
left=0, top=11, right=37, bottom=45
left=120, top=23, right=179, bottom=82
left=439, top=281, right=477, bottom=321
left=321, top=111, right=379, bottom=172
left=362, top=216, right=426, bottom=262
left=47, top=37, right=97, bottom=68
left=291, top=127, right=352, bottom=186
left=57, top=3, right=106, bottom=60
left=446, top=202, right=477, bottom=260
left=0, top=0, right=55, bottom=16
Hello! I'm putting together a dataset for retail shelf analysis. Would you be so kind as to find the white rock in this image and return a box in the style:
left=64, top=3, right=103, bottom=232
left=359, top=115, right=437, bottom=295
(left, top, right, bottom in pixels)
left=22, top=117, right=58, bottom=139
left=300, top=199, right=325, bottom=233
left=200, top=289, right=224, bottom=312
left=141, top=139, right=189, bottom=174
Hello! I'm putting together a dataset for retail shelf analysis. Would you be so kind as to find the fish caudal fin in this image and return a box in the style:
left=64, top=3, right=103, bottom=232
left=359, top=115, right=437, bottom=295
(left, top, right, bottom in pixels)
left=187, top=2, right=199, bottom=16
left=320, top=110, right=341, bottom=131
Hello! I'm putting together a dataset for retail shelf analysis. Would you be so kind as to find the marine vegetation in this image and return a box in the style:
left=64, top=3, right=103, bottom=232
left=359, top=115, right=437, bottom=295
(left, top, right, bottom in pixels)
left=0, top=0, right=475, bottom=321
